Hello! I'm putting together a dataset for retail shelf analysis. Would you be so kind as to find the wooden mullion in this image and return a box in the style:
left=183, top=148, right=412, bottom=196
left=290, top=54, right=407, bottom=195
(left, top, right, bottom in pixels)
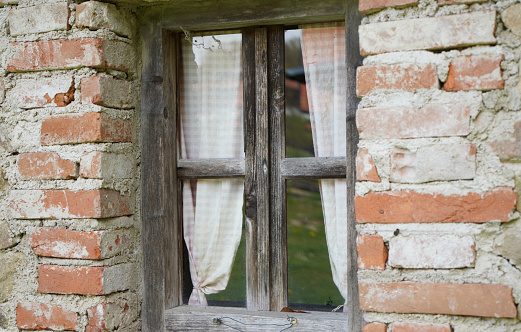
left=267, top=25, right=287, bottom=312
left=177, top=158, right=245, bottom=178
left=281, top=157, right=347, bottom=179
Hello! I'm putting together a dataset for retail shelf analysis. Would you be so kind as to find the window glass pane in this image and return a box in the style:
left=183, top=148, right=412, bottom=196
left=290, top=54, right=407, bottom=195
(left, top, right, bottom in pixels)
left=287, top=179, right=344, bottom=311
left=180, top=31, right=244, bottom=160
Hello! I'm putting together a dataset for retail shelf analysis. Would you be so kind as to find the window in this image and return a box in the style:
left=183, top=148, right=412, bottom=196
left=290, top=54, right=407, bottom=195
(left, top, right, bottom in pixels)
left=140, top=1, right=363, bottom=331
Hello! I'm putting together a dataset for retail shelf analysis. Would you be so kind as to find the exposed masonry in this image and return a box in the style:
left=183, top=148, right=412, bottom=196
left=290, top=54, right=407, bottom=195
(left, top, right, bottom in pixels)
left=0, top=0, right=519, bottom=331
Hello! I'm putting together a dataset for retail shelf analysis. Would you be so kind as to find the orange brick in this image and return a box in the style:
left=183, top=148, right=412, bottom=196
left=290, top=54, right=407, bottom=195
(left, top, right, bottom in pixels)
left=355, top=187, right=516, bottom=224
left=8, top=38, right=132, bottom=72
left=17, top=302, right=77, bottom=331
left=18, top=152, right=77, bottom=180
left=444, top=54, right=504, bottom=91
left=41, top=112, right=131, bottom=145
left=357, top=149, right=381, bottom=182
left=363, top=322, right=387, bottom=332
left=392, top=322, right=452, bottom=332
left=356, top=64, right=438, bottom=96
left=357, top=235, right=387, bottom=270
left=10, top=189, right=132, bottom=219
left=359, top=0, right=418, bottom=13
left=359, top=282, right=517, bottom=318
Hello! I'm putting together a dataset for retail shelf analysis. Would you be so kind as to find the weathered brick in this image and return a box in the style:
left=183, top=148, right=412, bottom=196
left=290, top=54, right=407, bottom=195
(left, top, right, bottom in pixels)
left=359, top=282, right=517, bottom=318
left=80, top=151, right=134, bottom=179
left=490, top=120, right=521, bottom=161
left=17, top=302, right=77, bottom=331
left=8, top=38, right=133, bottom=72
left=359, top=11, right=496, bottom=55
left=358, top=104, right=470, bottom=139
left=9, top=2, right=69, bottom=36
left=356, top=64, right=438, bottom=96
left=392, top=322, right=452, bottom=332
left=357, top=149, right=380, bottom=182
left=86, top=295, right=137, bottom=331
left=390, top=144, right=476, bottom=183
left=444, top=54, right=504, bottom=92
left=356, top=187, right=516, bottom=223
left=363, top=322, right=387, bottom=332
left=0, top=220, right=16, bottom=250
left=38, top=264, right=132, bottom=295
left=388, top=234, right=475, bottom=268
left=18, top=152, right=77, bottom=180
left=81, top=76, right=134, bottom=109
left=10, top=77, right=74, bottom=109
left=359, top=0, right=418, bottom=13
left=10, top=189, right=132, bottom=219
left=41, top=112, right=132, bottom=146
left=30, top=227, right=131, bottom=259
left=76, top=1, right=132, bottom=38
left=0, top=78, right=5, bottom=104
left=502, top=4, right=521, bottom=37
left=357, top=235, right=387, bottom=270
left=0, top=0, right=18, bottom=5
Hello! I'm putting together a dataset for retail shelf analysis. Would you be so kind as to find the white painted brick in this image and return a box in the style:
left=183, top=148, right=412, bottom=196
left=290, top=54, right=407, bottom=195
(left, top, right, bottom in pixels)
left=359, top=10, right=496, bottom=55
left=103, top=263, right=133, bottom=294
left=9, top=77, right=74, bottom=109
left=390, top=144, right=476, bottom=183
left=9, top=2, right=69, bottom=36
left=76, top=1, right=132, bottom=38
left=388, top=235, right=476, bottom=268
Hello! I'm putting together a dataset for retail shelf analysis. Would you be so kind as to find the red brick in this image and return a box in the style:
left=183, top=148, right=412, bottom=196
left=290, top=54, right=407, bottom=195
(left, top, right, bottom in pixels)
left=359, top=282, right=517, bottom=318
left=38, top=264, right=131, bottom=295
left=356, top=187, right=516, bottom=224
left=357, top=104, right=470, bottom=139
left=359, top=11, right=496, bottom=55
left=81, top=76, right=134, bottom=109
left=363, top=322, right=387, bottom=332
left=357, top=149, right=380, bottom=182
left=8, top=38, right=132, bottom=72
left=10, top=189, right=132, bottom=219
left=356, top=64, right=438, bottom=96
left=357, top=235, right=387, bottom=270
left=359, top=0, right=418, bottom=13
left=392, top=322, right=452, bottom=332
left=17, top=302, right=77, bottom=331
left=41, top=112, right=131, bottom=145
left=18, top=152, right=77, bottom=180
left=444, top=54, right=504, bottom=92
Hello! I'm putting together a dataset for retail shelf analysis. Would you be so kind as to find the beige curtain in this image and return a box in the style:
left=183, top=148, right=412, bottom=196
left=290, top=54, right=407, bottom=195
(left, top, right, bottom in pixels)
left=180, top=33, right=244, bottom=305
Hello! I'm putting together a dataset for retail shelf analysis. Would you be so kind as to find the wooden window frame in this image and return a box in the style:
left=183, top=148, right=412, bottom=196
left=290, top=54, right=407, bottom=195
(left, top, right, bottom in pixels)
left=140, top=1, right=364, bottom=331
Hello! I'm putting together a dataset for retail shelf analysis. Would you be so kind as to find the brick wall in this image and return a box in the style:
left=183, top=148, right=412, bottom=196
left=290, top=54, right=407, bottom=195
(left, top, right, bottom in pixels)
left=0, top=0, right=519, bottom=331
left=0, top=1, right=139, bottom=331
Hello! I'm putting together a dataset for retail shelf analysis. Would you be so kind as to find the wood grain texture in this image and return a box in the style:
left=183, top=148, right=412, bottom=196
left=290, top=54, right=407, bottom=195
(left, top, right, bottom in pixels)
left=165, top=306, right=346, bottom=331
left=345, top=1, right=365, bottom=331
left=267, top=25, right=287, bottom=312
left=177, top=159, right=245, bottom=178
left=281, top=157, right=347, bottom=179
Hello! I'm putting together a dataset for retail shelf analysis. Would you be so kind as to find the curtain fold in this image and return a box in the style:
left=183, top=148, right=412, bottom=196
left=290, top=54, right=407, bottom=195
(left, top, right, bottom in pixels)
left=300, top=24, right=348, bottom=306
left=180, top=33, right=244, bottom=305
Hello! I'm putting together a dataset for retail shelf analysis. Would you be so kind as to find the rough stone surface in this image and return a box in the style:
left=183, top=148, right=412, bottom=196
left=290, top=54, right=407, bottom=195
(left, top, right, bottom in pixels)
left=16, top=302, right=77, bottom=331
left=502, top=4, right=521, bottom=37
left=438, top=0, right=484, bottom=5
left=444, top=54, right=504, bottom=92
left=9, top=2, right=69, bottom=36
left=18, top=152, right=77, bottom=180
left=489, top=120, right=521, bottom=161
left=86, top=294, right=138, bottom=331
left=363, top=322, right=387, bottom=332
left=359, top=0, right=418, bottom=14
left=357, top=235, right=387, bottom=270
left=0, top=220, right=19, bottom=250
left=391, top=322, right=452, bottom=332
left=80, top=151, right=134, bottom=179
left=357, top=149, right=381, bottom=182
left=76, top=1, right=133, bottom=38
left=357, top=104, right=470, bottom=139
left=10, top=189, right=132, bottom=219
left=356, top=187, right=516, bottom=223
left=359, top=282, right=517, bottom=317
left=388, top=235, right=475, bottom=268
left=81, top=76, right=134, bottom=109
left=390, top=144, right=476, bottom=183
left=359, top=11, right=497, bottom=55
left=10, top=77, right=75, bottom=109
left=495, top=223, right=521, bottom=267
left=0, top=253, right=26, bottom=302
left=8, top=38, right=133, bottom=72
left=357, top=64, right=438, bottom=96
left=41, top=112, right=132, bottom=145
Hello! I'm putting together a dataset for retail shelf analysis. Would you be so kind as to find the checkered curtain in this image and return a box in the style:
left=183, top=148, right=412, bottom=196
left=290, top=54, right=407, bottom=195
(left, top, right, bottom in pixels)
left=180, top=33, right=244, bottom=306
left=301, top=24, right=348, bottom=307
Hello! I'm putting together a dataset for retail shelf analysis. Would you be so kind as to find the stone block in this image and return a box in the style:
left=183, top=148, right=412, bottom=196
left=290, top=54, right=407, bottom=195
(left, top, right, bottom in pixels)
left=502, top=4, right=521, bottom=37
left=0, top=252, right=26, bottom=302
left=76, top=1, right=132, bottom=38
left=81, top=76, right=134, bottom=109
left=80, top=151, right=134, bottom=179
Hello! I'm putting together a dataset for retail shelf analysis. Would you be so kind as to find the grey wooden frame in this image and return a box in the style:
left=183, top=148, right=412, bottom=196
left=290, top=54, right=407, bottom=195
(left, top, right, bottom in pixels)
left=140, top=0, right=364, bottom=331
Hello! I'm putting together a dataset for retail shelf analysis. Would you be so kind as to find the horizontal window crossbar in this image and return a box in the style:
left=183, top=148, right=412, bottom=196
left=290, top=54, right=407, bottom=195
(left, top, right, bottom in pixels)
left=177, top=158, right=246, bottom=178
